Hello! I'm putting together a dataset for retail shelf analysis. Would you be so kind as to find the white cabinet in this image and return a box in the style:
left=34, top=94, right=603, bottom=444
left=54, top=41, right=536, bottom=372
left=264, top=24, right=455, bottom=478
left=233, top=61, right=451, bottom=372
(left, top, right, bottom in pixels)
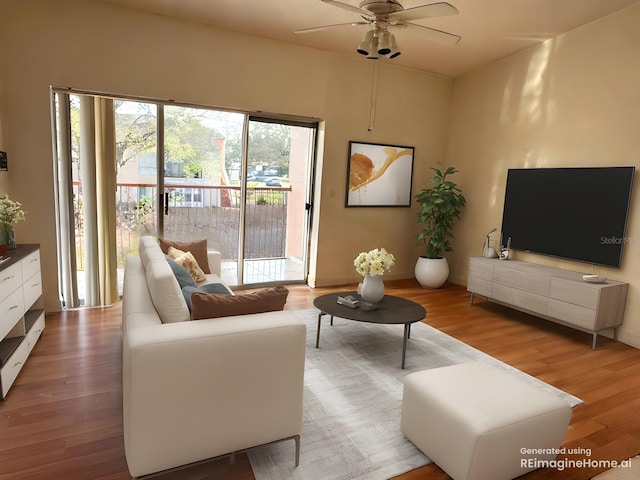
left=0, top=245, right=44, bottom=399
left=467, top=257, right=628, bottom=349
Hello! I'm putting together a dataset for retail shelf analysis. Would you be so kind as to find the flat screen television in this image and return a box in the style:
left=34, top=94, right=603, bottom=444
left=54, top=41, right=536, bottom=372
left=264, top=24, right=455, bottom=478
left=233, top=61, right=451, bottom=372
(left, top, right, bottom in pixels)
left=500, top=167, right=635, bottom=268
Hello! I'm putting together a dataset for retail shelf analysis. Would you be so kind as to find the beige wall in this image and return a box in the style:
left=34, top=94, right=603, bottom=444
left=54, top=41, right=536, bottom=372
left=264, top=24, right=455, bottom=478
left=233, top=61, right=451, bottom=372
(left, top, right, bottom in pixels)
left=0, top=0, right=452, bottom=311
left=447, top=4, right=640, bottom=347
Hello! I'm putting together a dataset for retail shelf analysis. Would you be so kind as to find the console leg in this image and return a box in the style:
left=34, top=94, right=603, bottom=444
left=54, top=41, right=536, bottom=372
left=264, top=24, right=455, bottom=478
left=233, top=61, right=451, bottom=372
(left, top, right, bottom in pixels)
left=294, top=434, right=301, bottom=467
left=614, top=327, right=619, bottom=342
left=470, top=292, right=475, bottom=305
left=592, top=333, right=598, bottom=350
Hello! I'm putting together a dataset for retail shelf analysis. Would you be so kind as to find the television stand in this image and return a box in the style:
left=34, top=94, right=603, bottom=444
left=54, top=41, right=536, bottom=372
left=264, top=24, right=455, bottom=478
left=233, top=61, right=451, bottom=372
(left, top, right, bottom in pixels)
left=467, top=257, right=628, bottom=349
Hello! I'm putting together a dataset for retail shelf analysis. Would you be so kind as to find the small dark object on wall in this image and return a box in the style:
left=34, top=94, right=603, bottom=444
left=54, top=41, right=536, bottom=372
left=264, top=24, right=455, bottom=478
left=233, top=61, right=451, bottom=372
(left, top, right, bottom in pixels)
left=0, top=151, right=6, bottom=171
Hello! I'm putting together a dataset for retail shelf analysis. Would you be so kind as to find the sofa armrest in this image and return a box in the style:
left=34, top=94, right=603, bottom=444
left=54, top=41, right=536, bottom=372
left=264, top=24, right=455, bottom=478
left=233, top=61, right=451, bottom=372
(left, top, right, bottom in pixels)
left=207, top=250, right=222, bottom=276
left=122, top=311, right=306, bottom=478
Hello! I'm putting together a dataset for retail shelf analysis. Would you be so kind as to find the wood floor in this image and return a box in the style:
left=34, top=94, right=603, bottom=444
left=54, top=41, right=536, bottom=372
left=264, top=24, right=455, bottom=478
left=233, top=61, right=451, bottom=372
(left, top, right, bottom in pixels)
left=1, top=279, right=640, bottom=480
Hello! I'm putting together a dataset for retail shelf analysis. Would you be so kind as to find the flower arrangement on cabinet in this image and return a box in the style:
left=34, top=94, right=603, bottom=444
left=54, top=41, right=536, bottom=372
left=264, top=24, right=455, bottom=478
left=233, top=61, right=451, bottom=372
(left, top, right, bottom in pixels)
left=353, top=248, right=395, bottom=277
left=0, top=194, right=26, bottom=249
left=0, top=194, right=26, bottom=228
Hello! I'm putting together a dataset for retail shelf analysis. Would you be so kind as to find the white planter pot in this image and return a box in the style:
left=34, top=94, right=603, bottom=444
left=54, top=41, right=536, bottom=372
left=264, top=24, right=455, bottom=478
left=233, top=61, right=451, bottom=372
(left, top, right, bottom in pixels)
left=415, top=256, right=449, bottom=289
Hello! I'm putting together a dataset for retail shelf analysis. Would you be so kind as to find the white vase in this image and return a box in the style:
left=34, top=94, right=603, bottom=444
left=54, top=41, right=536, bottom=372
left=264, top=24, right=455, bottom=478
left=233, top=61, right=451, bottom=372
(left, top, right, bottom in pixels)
left=360, top=274, right=385, bottom=303
left=414, top=256, right=449, bottom=289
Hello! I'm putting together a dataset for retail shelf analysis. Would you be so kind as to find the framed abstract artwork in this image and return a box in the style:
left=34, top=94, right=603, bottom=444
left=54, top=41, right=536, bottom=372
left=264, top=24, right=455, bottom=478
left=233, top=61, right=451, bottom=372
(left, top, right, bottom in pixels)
left=345, top=141, right=415, bottom=207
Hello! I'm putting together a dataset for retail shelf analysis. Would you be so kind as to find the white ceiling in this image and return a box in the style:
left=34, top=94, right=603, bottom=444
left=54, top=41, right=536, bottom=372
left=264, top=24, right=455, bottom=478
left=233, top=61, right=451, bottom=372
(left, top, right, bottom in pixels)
left=104, top=0, right=640, bottom=77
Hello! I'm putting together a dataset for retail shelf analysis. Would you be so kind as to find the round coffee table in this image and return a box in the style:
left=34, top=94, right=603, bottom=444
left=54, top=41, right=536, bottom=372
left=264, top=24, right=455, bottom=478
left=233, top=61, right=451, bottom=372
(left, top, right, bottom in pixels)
left=313, top=292, right=427, bottom=369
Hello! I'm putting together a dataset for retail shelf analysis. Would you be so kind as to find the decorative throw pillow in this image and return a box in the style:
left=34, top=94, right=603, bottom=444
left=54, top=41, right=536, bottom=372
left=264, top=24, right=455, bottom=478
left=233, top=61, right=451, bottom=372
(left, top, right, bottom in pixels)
left=167, top=246, right=207, bottom=284
left=166, top=256, right=197, bottom=289
left=159, top=238, right=211, bottom=274
left=191, top=286, right=289, bottom=320
left=182, top=283, right=231, bottom=311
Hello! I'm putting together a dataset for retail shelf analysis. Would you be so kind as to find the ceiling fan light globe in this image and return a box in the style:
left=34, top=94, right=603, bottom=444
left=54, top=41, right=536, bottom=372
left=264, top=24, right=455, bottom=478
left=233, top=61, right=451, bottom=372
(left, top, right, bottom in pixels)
left=367, top=34, right=379, bottom=58
left=377, top=30, right=392, bottom=55
left=386, top=32, right=400, bottom=58
left=357, top=29, right=375, bottom=55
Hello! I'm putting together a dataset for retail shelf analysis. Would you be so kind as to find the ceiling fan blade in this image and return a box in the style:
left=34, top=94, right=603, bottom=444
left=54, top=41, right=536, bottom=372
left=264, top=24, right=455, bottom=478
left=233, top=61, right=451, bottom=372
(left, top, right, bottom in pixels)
left=320, top=0, right=372, bottom=17
left=397, top=19, right=461, bottom=45
left=294, top=21, right=369, bottom=34
left=390, top=2, right=458, bottom=22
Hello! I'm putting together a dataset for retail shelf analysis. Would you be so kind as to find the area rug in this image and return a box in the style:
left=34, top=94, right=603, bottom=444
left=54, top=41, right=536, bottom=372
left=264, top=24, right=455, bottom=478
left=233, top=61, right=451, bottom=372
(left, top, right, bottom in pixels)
left=247, top=309, right=582, bottom=480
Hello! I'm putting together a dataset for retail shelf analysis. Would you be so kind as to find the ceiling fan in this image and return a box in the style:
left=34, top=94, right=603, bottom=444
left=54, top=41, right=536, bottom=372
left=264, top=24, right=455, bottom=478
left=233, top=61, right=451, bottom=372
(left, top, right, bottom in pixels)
left=295, top=0, right=461, bottom=59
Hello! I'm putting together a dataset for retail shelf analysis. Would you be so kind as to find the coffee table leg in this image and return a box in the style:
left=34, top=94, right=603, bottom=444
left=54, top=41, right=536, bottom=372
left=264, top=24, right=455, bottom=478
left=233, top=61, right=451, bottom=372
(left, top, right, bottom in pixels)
left=402, top=323, right=410, bottom=369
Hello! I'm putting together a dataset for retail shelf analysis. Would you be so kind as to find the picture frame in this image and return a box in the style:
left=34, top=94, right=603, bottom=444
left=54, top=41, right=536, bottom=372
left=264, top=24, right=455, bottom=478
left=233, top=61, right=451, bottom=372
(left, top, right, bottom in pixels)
left=345, top=141, right=415, bottom=207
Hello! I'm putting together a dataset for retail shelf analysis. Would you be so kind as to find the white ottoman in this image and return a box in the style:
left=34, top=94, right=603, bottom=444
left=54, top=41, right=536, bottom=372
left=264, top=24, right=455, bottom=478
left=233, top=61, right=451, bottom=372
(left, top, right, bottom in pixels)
left=401, top=362, right=572, bottom=480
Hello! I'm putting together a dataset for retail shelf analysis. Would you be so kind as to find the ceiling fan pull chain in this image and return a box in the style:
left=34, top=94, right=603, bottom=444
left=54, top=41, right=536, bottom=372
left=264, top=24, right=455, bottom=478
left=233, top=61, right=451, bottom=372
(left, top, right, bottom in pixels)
left=368, top=58, right=380, bottom=131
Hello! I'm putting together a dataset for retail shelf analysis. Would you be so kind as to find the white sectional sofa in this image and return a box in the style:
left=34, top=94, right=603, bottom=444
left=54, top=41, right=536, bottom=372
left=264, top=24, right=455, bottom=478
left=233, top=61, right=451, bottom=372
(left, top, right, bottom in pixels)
left=122, top=236, right=307, bottom=478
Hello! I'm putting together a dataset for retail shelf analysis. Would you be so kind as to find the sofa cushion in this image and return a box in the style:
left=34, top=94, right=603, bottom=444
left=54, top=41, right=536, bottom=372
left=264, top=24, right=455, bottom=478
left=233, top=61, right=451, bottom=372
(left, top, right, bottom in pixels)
left=191, top=286, right=289, bottom=320
left=145, top=258, right=190, bottom=323
left=166, top=256, right=197, bottom=289
left=167, top=247, right=207, bottom=284
left=159, top=238, right=211, bottom=274
left=139, top=235, right=165, bottom=269
left=182, top=283, right=232, bottom=311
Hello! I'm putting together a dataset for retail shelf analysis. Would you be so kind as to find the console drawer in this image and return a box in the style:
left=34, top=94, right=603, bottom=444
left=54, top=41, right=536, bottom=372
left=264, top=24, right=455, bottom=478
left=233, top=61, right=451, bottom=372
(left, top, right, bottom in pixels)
left=549, top=278, right=599, bottom=309
left=469, top=258, right=494, bottom=281
left=0, top=262, right=22, bottom=303
left=492, top=283, right=548, bottom=316
left=23, top=270, right=42, bottom=309
left=468, top=276, right=493, bottom=298
left=27, top=312, right=45, bottom=353
left=21, top=250, right=41, bottom=282
left=1, top=336, right=28, bottom=398
left=0, top=288, right=25, bottom=340
left=548, top=299, right=597, bottom=329
left=494, top=265, right=550, bottom=296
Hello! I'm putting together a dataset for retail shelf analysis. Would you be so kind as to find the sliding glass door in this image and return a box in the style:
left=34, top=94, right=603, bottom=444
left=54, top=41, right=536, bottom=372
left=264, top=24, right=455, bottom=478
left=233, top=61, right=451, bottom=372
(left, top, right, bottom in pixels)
left=241, top=118, right=315, bottom=285
left=52, top=90, right=316, bottom=306
left=161, top=106, right=244, bottom=284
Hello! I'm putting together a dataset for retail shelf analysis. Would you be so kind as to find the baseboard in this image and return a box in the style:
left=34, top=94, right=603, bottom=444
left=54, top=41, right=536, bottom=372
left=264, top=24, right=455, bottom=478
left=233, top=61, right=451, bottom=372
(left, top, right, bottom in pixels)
left=618, top=331, right=640, bottom=349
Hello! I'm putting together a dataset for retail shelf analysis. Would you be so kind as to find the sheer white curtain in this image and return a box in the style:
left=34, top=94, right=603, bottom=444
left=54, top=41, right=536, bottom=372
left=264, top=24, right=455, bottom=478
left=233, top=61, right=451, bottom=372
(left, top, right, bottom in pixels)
left=79, top=96, right=118, bottom=306
left=94, top=97, right=118, bottom=306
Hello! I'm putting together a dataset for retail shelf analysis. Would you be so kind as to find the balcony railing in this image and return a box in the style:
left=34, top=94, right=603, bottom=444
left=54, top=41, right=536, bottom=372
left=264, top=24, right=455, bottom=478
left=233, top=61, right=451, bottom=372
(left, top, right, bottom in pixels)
left=73, top=183, right=291, bottom=269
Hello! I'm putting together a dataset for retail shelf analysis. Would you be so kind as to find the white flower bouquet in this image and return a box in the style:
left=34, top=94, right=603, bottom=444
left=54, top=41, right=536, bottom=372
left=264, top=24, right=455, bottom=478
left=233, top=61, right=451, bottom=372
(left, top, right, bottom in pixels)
left=0, top=193, right=25, bottom=230
left=0, top=194, right=26, bottom=229
left=353, top=248, right=395, bottom=277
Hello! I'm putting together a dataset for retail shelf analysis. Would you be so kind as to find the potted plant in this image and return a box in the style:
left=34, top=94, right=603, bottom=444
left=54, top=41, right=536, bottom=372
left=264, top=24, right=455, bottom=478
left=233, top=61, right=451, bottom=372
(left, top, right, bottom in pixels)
left=414, top=166, right=466, bottom=288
